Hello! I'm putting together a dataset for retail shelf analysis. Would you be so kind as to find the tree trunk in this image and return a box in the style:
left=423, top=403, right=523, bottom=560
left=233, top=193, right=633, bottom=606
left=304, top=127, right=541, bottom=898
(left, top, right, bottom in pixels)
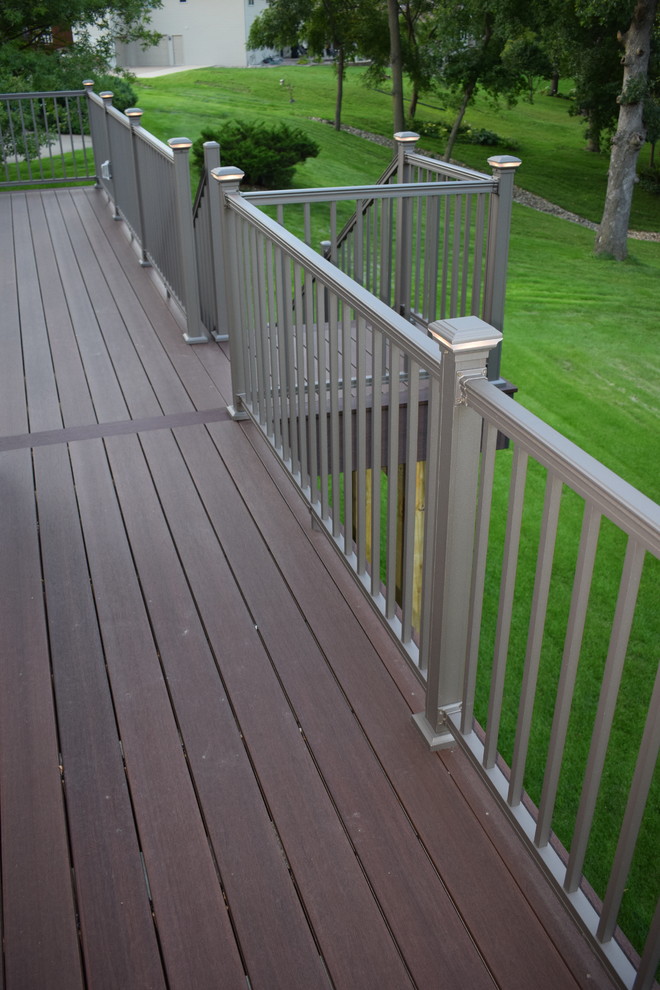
left=409, top=86, right=419, bottom=121
left=388, top=0, right=405, bottom=133
left=442, top=16, right=493, bottom=162
left=548, top=70, right=559, bottom=97
left=585, top=116, right=601, bottom=153
left=443, top=81, right=475, bottom=162
left=595, top=0, right=659, bottom=260
left=334, top=47, right=345, bottom=131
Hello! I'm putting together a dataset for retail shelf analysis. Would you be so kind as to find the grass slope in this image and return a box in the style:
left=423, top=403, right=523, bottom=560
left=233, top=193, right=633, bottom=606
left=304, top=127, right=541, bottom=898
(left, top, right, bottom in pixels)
left=133, top=64, right=660, bottom=229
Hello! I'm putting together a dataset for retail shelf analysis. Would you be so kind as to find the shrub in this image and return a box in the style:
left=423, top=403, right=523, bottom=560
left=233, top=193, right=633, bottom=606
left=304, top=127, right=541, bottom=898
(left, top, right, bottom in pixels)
left=192, top=120, right=320, bottom=188
left=414, top=119, right=520, bottom=153
left=638, top=165, right=660, bottom=195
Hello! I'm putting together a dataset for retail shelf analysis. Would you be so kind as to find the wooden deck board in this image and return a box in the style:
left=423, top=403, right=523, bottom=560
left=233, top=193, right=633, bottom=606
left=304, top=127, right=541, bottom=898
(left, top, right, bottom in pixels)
left=0, top=188, right=623, bottom=990
left=0, top=448, right=84, bottom=990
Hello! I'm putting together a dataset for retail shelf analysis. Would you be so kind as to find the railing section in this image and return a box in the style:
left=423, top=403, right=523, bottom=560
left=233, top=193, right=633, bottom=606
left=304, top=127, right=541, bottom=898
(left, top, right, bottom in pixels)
left=213, top=168, right=658, bottom=990
left=244, top=134, right=520, bottom=384
left=211, top=166, right=484, bottom=665
left=0, top=89, right=95, bottom=188
left=86, top=87, right=207, bottom=342
left=418, top=372, right=659, bottom=990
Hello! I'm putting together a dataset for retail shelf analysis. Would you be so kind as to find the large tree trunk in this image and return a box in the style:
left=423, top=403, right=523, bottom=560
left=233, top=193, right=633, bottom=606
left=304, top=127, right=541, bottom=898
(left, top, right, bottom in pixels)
left=388, top=0, right=405, bottom=133
left=595, top=0, right=658, bottom=259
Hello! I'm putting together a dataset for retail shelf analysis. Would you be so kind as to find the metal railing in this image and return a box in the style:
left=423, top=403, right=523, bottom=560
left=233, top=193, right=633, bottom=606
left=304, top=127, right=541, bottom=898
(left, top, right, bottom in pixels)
left=243, top=132, right=520, bottom=382
left=415, top=370, right=660, bottom=990
left=0, top=89, right=95, bottom=187
left=211, top=165, right=659, bottom=990
left=86, top=86, right=208, bottom=343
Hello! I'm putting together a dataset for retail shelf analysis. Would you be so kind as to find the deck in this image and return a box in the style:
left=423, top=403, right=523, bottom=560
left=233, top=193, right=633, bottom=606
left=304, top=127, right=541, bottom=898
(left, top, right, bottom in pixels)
left=0, top=186, right=622, bottom=990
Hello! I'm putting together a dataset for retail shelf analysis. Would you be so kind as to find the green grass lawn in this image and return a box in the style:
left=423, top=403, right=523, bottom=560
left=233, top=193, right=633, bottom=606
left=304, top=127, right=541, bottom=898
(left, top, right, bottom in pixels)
left=132, top=65, right=659, bottom=959
left=132, top=64, right=660, bottom=230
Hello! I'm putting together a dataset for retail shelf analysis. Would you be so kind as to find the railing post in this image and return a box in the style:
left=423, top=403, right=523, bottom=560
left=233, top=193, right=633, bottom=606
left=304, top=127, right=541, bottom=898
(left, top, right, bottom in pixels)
left=99, top=90, right=121, bottom=219
left=209, top=166, right=248, bottom=420
left=482, top=155, right=521, bottom=381
left=168, top=137, right=208, bottom=344
left=202, top=141, right=229, bottom=341
left=125, top=108, right=150, bottom=266
left=82, top=80, right=101, bottom=187
left=393, top=131, right=420, bottom=317
left=412, top=316, right=502, bottom=750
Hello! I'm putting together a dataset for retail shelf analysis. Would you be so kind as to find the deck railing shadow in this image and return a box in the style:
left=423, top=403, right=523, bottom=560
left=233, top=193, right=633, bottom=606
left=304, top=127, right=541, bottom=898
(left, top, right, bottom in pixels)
left=2, top=83, right=658, bottom=990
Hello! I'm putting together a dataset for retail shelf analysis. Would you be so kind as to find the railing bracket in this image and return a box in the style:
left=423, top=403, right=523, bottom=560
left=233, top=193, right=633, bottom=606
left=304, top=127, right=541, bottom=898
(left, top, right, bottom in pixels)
left=411, top=711, right=459, bottom=752
left=227, top=404, right=249, bottom=421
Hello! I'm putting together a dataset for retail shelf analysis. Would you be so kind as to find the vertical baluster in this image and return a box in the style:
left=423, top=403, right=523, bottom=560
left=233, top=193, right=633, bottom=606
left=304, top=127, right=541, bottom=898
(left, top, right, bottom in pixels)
left=565, top=537, right=646, bottom=893
left=317, top=281, right=330, bottom=522
left=305, top=269, right=318, bottom=504
left=461, top=194, right=473, bottom=315
left=508, top=472, right=563, bottom=806
left=266, top=241, right=282, bottom=446
left=598, top=659, right=660, bottom=944
left=472, top=193, right=487, bottom=316
left=370, top=331, right=384, bottom=598
left=440, top=197, right=451, bottom=319
left=535, top=502, right=602, bottom=847
left=356, top=316, right=368, bottom=575
left=341, top=300, right=353, bottom=555
left=275, top=248, right=293, bottom=467
left=385, top=344, right=401, bottom=619
left=484, top=445, right=528, bottom=769
left=249, top=227, right=268, bottom=429
left=423, top=194, right=440, bottom=325
left=461, top=421, right=499, bottom=732
left=401, top=362, right=420, bottom=644
left=294, top=264, right=307, bottom=487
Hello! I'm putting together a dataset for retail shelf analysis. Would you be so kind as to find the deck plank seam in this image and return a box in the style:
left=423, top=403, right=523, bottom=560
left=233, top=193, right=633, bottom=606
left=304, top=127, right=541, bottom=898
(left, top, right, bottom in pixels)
left=0, top=406, right=230, bottom=453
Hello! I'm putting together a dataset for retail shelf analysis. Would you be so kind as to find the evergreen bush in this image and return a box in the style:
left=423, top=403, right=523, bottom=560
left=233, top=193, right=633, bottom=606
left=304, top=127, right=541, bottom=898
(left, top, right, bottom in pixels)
left=192, top=120, right=319, bottom=188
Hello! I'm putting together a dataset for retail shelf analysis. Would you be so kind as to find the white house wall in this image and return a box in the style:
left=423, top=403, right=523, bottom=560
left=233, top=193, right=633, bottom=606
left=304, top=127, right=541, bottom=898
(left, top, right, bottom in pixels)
left=113, top=0, right=269, bottom=69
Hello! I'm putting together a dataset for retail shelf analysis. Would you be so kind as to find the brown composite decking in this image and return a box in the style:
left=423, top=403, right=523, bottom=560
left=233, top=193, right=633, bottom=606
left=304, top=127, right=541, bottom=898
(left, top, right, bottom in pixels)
left=0, top=186, right=622, bottom=990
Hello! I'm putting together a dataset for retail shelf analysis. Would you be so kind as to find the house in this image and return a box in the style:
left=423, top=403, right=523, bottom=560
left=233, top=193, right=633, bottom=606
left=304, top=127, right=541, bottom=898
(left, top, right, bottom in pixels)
left=113, top=0, right=270, bottom=69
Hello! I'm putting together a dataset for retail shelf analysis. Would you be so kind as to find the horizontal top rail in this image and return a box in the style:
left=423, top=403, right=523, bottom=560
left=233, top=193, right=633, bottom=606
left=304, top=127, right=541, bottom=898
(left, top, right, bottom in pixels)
left=242, top=178, right=497, bottom=208
left=404, top=151, right=493, bottom=183
left=0, top=89, right=87, bottom=100
left=227, top=188, right=445, bottom=372
left=466, top=376, right=660, bottom=557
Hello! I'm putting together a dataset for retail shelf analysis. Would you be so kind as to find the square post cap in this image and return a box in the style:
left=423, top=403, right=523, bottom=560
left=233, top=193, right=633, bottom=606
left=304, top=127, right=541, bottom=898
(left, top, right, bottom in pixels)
left=487, top=155, right=522, bottom=170
left=429, top=316, right=502, bottom=354
left=211, top=166, right=245, bottom=184
left=168, top=137, right=193, bottom=151
left=394, top=131, right=420, bottom=144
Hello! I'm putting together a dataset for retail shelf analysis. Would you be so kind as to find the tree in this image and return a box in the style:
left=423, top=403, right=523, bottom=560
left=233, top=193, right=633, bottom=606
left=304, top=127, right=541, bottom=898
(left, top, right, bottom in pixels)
left=595, top=0, right=659, bottom=258
left=419, top=0, right=536, bottom=161
left=0, top=0, right=161, bottom=95
left=248, top=0, right=375, bottom=130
